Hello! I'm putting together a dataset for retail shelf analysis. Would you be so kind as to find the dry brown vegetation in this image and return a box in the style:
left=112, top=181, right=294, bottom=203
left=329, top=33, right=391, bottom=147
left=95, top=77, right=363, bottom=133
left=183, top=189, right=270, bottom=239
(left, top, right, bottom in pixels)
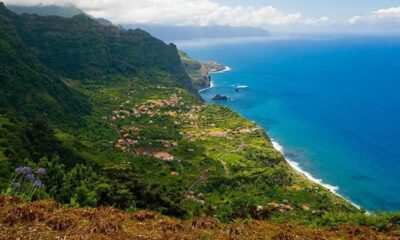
left=0, top=196, right=399, bottom=240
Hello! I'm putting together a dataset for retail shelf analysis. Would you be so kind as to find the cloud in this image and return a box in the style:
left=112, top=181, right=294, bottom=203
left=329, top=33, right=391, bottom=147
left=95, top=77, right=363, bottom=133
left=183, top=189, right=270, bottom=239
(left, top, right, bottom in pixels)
left=4, top=0, right=330, bottom=28
left=373, top=7, right=400, bottom=20
left=348, top=15, right=365, bottom=25
left=348, top=6, right=400, bottom=26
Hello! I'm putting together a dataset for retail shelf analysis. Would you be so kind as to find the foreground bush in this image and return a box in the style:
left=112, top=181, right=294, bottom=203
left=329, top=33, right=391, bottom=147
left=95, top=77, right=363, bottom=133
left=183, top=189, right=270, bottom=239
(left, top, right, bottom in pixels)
left=0, top=196, right=399, bottom=240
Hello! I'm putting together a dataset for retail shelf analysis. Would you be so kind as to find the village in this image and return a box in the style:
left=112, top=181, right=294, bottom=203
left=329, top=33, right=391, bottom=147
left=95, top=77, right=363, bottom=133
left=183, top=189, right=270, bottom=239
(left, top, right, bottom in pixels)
left=108, top=87, right=262, bottom=167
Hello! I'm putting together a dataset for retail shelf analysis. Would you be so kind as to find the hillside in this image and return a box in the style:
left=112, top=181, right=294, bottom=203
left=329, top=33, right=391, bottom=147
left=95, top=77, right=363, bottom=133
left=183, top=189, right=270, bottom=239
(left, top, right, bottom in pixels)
left=0, top=1, right=193, bottom=187
left=0, top=3, right=90, bottom=124
left=0, top=2, right=193, bottom=123
left=0, top=2, right=399, bottom=237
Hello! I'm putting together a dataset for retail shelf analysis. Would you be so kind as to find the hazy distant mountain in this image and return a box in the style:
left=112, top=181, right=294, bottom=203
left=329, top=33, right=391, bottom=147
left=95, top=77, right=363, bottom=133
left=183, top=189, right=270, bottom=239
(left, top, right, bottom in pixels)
left=7, top=4, right=84, bottom=18
left=6, top=4, right=113, bottom=26
left=7, top=4, right=269, bottom=40
left=124, top=24, right=271, bottom=41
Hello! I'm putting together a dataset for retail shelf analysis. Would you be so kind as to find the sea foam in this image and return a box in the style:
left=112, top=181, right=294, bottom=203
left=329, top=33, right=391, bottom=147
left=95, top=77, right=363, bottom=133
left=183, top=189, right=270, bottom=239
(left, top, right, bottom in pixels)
left=271, top=139, right=361, bottom=209
left=212, top=66, right=231, bottom=74
left=198, top=81, right=214, bottom=93
left=271, top=139, right=339, bottom=192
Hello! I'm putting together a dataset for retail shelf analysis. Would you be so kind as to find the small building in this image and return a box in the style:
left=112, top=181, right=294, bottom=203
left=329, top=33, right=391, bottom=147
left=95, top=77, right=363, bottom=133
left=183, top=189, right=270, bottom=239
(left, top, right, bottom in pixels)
left=268, top=202, right=280, bottom=208
left=209, top=131, right=227, bottom=138
left=239, top=128, right=252, bottom=134
left=130, top=126, right=140, bottom=132
left=302, top=205, right=311, bottom=211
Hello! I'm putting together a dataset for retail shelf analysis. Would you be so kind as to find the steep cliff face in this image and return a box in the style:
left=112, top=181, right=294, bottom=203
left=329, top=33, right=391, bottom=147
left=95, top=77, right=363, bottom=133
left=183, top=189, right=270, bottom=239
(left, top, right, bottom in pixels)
left=13, top=12, right=193, bottom=90
left=179, top=51, right=225, bottom=91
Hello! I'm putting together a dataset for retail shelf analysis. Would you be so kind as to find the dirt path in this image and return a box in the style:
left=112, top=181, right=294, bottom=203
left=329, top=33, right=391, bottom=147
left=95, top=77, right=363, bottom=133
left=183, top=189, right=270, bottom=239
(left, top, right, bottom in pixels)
left=187, top=174, right=209, bottom=193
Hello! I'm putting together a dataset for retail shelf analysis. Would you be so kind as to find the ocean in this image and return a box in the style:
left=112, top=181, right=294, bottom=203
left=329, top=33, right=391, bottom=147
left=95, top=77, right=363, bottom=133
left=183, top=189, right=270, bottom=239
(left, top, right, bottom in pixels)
left=176, top=34, right=400, bottom=211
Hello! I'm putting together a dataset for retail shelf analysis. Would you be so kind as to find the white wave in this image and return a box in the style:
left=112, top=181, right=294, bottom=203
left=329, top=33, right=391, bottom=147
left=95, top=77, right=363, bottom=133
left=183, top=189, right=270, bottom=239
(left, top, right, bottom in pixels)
left=211, top=66, right=231, bottom=74
left=271, top=139, right=361, bottom=209
left=198, top=81, right=214, bottom=93
left=235, top=85, right=248, bottom=89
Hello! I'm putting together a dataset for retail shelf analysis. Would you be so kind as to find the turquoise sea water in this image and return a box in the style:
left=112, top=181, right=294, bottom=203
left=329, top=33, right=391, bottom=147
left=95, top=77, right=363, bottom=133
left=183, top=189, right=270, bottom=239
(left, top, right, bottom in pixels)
left=177, top=34, right=400, bottom=211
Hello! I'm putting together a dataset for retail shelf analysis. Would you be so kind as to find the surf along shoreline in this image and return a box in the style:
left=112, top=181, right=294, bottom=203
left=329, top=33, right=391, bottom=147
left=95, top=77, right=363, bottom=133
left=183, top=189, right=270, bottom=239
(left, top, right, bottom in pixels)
left=198, top=66, right=231, bottom=93
left=197, top=64, right=361, bottom=211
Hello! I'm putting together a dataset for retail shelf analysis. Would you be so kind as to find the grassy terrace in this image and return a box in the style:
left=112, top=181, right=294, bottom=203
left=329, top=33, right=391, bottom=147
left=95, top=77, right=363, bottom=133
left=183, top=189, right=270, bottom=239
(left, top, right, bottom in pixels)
left=58, top=76, right=360, bottom=223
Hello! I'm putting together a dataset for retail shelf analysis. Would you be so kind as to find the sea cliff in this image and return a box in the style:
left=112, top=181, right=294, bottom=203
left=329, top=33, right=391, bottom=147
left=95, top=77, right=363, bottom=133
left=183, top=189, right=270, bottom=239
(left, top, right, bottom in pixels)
left=179, top=51, right=226, bottom=91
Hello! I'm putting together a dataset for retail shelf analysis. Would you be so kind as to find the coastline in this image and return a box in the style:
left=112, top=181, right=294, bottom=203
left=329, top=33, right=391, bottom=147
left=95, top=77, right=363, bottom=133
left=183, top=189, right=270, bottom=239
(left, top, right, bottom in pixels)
left=271, top=139, right=361, bottom=210
left=197, top=65, right=361, bottom=211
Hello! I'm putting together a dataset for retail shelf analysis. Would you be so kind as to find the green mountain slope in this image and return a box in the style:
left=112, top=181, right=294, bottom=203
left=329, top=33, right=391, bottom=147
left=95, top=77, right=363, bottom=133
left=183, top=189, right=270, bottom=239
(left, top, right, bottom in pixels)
left=0, top=2, right=193, bottom=186
left=0, top=2, right=194, bottom=122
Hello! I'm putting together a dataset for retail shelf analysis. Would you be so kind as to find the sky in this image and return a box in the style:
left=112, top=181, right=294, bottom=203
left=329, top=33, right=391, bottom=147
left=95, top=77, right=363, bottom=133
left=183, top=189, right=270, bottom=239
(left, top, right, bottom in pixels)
left=217, top=0, right=400, bottom=18
left=4, top=0, right=400, bottom=33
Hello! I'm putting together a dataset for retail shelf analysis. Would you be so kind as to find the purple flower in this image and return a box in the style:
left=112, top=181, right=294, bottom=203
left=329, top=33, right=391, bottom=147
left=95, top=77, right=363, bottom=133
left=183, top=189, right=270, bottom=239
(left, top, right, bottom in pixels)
left=33, top=180, right=42, bottom=188
left=15, top=167, right=24, bottom=174
left=36, top=168, right=46, bottom=175
left=25, top=173, right=35, bottom=181
left=22, top=167, right=31, bottom=174
left=12, top=182, right=21, bottom=189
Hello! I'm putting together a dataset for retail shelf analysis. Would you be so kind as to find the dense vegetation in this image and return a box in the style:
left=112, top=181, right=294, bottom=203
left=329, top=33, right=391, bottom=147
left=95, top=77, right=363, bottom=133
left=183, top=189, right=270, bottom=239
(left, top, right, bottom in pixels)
left=0, top=3, right=399, bottom=237
left=0, top=4, right=90, bottom=124
left=14, top=13, right=192, bottom=91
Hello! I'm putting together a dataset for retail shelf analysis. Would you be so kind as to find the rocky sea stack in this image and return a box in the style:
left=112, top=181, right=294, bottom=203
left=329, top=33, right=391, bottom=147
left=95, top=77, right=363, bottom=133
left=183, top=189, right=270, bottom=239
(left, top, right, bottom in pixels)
left=211, top=94, right=228, bottom=101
